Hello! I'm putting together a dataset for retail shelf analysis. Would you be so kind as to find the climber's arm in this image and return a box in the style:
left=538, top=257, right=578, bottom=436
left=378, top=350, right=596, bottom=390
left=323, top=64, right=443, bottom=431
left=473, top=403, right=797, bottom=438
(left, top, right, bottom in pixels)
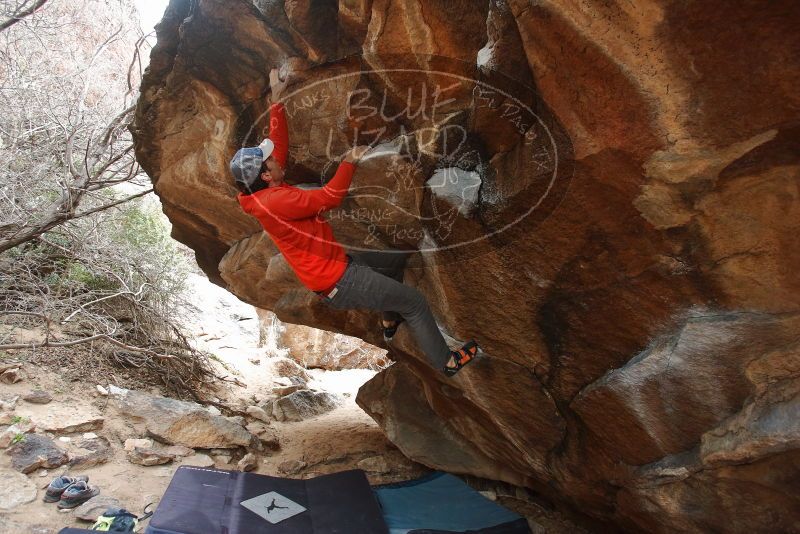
left=264, top=161, right=356, bottom=220
left=268, top=102, right=289, bottom=168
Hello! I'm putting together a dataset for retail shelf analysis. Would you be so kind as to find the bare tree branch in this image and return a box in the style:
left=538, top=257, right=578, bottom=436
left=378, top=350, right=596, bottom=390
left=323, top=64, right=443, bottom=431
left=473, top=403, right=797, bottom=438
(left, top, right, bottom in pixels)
left=0, top=0, right=49, bottom=33
left=0, top=105, right=141, bottom=253
left=0, top=334, right=171, bottom=356
left=71, top=188, right=154, bottom=220
left=61, top=282, right=150, bottom=323
left=0, top=0, right=216, bottom=400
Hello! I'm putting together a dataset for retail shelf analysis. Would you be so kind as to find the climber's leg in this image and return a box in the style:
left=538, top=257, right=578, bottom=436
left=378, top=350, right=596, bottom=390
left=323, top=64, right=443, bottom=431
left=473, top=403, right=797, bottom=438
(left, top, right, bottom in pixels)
left=350, top=250, right=411, bottom=327
left=350, top=250, right=409, bottom=282
left=321, top=260, right=451, bottom=370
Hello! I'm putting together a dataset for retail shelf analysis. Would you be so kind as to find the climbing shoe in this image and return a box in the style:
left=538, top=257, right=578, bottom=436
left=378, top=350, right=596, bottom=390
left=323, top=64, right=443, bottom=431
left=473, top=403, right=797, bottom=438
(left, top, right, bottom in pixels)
left=444, top=340, right=480, bottom=377
left=43, top=474, right=89, bottom=503
left=382, top=317, right=405, bottom=343
left=57, top=480, right=100, bottom=509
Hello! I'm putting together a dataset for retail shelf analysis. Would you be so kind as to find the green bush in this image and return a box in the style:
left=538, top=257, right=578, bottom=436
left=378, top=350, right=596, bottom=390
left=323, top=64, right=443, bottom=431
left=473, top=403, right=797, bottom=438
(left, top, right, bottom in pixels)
left=65, top=262, right=117, bottom=291
left=117, top=202, right=166, bottom=250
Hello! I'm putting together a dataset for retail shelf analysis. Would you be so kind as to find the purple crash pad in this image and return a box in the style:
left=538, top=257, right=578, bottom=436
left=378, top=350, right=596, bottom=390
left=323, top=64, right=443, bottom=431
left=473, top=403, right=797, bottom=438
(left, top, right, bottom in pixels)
left=144, top=466, right=388, bottom=534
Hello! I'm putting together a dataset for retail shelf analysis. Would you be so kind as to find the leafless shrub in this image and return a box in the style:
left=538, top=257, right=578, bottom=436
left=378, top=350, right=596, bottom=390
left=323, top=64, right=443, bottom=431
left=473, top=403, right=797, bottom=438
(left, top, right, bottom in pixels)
left=0, top=196, right=223, bottom=398
left=0, top=0, right=151, bottom=253
left=0, top=0, right=221, bottom=399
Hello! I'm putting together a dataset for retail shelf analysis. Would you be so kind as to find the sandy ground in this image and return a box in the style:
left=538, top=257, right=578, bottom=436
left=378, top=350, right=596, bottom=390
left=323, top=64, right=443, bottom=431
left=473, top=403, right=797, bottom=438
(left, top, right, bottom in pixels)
left=0, top=366, right=425, bottom=534
left=0, top=358, right=589, bottom=534
left=0, top=341, right=425, bottom=533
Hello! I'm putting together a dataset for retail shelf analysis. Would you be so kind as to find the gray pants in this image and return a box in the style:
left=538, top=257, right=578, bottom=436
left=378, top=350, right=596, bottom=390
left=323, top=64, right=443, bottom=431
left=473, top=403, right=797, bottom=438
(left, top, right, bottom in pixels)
left=320, top=251, right=451, bottom=370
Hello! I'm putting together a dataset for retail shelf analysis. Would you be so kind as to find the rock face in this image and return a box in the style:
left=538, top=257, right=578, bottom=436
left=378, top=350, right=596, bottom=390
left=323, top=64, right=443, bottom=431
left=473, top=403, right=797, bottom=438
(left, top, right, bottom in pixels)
left=258, top=309, right=389, bottom=370
left=132, top=0, right=800, bottom=531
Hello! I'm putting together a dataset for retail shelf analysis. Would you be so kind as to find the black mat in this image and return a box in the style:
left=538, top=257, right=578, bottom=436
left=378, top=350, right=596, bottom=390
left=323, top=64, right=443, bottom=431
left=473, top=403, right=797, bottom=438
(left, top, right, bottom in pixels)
left=144, top=466, right=388, bottom=534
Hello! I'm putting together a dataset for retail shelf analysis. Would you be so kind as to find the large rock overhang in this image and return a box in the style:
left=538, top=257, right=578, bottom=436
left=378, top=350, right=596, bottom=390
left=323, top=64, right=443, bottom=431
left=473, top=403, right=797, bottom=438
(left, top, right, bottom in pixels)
left=131, top=0, right=800, bottom=531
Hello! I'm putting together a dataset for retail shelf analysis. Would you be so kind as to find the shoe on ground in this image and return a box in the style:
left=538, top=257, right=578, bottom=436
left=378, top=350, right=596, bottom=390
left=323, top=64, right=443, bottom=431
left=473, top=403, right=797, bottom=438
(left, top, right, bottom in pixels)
left=57, top=480, right=100, bottom=509
left=43, top=475, right=89, bottom=503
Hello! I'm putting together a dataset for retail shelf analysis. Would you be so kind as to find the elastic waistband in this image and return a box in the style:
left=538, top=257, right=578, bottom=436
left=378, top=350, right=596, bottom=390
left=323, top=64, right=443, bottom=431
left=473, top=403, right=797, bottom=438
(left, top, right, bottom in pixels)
left=315, top=255, right=351, bottom=298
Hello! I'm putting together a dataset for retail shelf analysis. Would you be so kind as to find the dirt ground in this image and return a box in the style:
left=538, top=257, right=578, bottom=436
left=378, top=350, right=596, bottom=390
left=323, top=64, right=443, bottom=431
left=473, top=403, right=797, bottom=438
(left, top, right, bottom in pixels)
left=0, top=355, right=422, bottom=533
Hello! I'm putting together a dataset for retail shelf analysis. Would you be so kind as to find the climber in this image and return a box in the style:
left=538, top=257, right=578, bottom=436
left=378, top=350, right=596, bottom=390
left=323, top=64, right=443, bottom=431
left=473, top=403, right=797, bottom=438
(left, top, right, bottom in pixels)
left=229, top=99, right=480, bottom=377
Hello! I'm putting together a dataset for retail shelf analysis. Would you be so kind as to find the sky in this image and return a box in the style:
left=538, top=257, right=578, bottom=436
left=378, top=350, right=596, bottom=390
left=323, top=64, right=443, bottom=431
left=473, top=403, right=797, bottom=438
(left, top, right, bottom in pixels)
left=133, top=0, right=171, bottom=34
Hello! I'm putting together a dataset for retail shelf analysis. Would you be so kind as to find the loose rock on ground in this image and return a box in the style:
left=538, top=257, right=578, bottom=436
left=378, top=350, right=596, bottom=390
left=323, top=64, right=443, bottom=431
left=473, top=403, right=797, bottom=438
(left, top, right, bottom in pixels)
left=7, top=433, right=68, bottom=473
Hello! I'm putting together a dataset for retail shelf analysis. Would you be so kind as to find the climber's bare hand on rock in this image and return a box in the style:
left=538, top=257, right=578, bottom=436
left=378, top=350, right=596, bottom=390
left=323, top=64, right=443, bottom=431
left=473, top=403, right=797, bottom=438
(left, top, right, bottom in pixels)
left=269, top=68, right=289, bottom=104
left=344, top=145, right=371, bottom=164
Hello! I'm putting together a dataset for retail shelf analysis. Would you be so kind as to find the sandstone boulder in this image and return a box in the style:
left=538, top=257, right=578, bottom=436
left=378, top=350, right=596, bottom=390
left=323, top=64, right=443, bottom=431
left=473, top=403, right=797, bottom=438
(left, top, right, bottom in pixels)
left=245, top=405, right=271, bottom=423
left=128, top=447, right=174, bottom=466
left=161, top=445, right=195, bottom=457
left=237, top=452, right=258, bottom=472
left=245, top=422, right=280, bottom=451
left=271, top=390, right=341, bottom=423
left=278, top=459, right=306, bottom=476
left=225, top=416, right=246, bottom=427
left=68, top=437, right=113, bottom=469
left=6, top=434, right=67, bottom=473
left=0, top=421, right=34, bottom=448
left=74, top=496, right=122, bottom=522
left=0, top=469, right=37, bottom=510
left=269, top=312, right=389, bottom=370
left=115, top=389, right=254, bottom=449
left=132, top=0, right=800, bottom=531
left=0, top=395, right=18, bottom=413
left=124, top=438, right=153, bottom=452
left=272, top=384, right=305, bottom=397
left=0, top=362, right=19, bottom=373
left=124, top=438, right=153, bottom=451
left=270, top=357, right=311, bottom=383
left=180, top=453, right=215, bottom=468
left=0, top=367, right=23, bottom=384
left=34, top=412, right=103, bottom=434
left=22, top=390, right=52, bottom=405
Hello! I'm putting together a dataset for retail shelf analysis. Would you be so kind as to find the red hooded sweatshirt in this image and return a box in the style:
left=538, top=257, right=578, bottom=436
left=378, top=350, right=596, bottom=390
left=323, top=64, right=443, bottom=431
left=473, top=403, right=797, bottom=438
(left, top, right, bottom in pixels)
left=237, top=103, right=354, bottom=292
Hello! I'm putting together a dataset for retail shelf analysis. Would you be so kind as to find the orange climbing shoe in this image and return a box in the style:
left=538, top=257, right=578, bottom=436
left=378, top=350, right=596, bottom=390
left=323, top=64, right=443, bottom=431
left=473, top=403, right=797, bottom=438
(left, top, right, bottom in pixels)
left=444, top=340, right=480, bottom=377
